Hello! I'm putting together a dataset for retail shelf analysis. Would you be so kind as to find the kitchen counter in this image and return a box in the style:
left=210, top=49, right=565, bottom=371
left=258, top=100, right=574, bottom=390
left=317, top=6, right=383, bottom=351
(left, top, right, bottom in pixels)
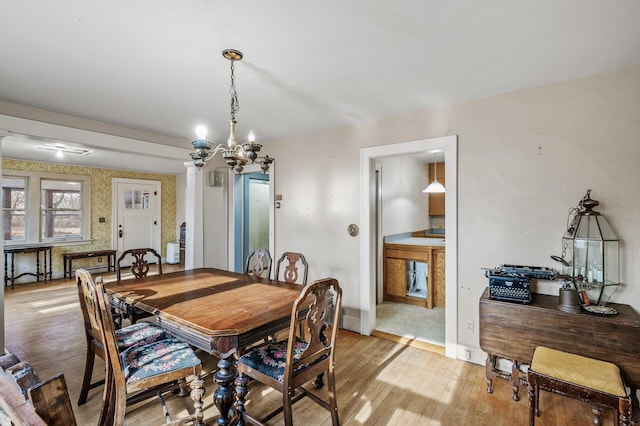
left=383, top=237, right=446, bottom=309
left=385, top=237, right=445, bottom=247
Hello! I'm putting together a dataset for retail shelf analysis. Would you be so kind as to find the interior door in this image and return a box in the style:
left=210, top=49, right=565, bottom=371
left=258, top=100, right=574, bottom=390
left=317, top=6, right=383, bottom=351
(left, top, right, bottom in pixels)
left=113, top=179, right=161, bottom=264
left=233, top=173, right=270, bottom=272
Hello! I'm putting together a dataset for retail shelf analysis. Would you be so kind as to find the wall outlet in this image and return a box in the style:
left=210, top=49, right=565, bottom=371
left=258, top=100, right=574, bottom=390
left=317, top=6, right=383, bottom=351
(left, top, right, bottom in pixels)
left=466, top=320, right=474, bottom=332
left=97, top=257, right=103, bottom=263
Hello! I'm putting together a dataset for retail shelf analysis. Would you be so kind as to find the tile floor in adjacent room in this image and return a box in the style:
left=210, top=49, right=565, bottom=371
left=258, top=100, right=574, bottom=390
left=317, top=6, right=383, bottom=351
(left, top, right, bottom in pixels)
left=375, top=301, right=445, bottom=346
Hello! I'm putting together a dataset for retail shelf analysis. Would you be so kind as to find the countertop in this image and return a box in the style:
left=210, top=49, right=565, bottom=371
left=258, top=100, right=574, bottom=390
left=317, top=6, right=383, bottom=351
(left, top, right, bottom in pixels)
left=385, top=237, right=445, bottom=247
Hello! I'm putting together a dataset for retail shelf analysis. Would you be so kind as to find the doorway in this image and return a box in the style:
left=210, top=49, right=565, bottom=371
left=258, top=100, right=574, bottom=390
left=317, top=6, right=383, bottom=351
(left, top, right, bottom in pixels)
left=233, top=172, right=270, bottom=272
left=112, top=178, right=161, bottom=260
left=360, top=135, right=458, bottom=358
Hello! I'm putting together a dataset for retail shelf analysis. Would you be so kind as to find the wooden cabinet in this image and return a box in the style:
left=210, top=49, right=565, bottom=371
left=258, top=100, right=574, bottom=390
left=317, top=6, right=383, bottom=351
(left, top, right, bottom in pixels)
left=428, top=162, right=445, bottom=216
left=383, top=243, right=445, bottom=309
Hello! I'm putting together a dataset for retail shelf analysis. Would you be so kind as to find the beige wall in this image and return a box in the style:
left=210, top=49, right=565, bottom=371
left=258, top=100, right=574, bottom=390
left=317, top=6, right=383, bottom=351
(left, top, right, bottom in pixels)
left=267, top=65, right=640, bottom=356
left=2, top=159, right=177, bottom=277
left=378, top=155, right=430, bottom=237
left=1, top=64, right=638, bottom=361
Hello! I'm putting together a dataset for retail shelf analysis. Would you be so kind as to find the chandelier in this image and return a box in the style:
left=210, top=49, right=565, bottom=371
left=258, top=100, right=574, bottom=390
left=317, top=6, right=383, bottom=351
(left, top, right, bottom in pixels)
left=190, top=49, right=273, bottom=172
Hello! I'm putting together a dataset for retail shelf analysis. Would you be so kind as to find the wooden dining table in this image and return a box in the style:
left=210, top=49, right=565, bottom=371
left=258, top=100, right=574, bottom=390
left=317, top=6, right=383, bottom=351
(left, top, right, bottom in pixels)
left=104, top=267, right=306, bottom=426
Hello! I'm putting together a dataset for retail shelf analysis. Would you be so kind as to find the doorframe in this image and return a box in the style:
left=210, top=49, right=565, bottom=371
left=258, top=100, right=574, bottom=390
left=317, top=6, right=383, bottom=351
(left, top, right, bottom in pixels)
left=226, top=163, right=275, bottom=272
left=360, top=135, right=458, bottom=358
left=111, top=177, right=162, bottom=254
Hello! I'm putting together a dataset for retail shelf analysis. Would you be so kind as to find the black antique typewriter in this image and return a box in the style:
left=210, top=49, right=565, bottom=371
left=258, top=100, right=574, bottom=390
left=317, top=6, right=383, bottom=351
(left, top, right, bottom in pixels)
left=483, top=264, right=556, bottom=304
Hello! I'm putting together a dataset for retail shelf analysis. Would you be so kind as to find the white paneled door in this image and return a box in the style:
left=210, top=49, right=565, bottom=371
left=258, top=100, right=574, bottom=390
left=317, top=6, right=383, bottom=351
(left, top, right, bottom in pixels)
left=112, top=178, right=161, bottom=263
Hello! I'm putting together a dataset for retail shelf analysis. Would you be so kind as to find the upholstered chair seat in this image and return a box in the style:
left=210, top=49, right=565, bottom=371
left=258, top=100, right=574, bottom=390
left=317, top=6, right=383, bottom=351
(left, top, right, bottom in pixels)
left=238, top=338, right=328, bottom=383
left=120, top=338, right=201, bottom=385
left=115, top=322, right=168, bottom=351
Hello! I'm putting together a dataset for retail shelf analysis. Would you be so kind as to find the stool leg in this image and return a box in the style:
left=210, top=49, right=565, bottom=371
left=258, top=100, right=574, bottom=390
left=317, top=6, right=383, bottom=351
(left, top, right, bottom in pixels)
left=591, top=406, right=602, bottom=425
left=528, top=381, right=536, bottom=426
left=620, top=397, right=631, bottom=426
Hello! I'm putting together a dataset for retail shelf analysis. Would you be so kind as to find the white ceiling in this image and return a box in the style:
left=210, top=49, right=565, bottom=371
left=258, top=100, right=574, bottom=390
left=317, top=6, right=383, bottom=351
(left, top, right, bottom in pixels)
left=1, top=1, right=640, bottom=172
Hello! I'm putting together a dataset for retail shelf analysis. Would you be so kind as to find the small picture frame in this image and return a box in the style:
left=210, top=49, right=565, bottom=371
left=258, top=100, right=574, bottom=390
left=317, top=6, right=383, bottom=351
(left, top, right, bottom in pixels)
left=208, top=170, right=224, bottom=187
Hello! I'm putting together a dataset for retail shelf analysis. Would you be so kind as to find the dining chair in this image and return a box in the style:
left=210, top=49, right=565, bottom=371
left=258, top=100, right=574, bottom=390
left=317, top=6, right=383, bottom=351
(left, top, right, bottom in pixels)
left=274, top=252, right=310, bottom=340
left=87, top=274, right=204, bottom=426
left=274, top=252, right=309, bottom=285
left=244, top=248, right=273, bottom=279
left=236, top=277, right=342, bottom=426
left=115, top=247, right=163, bottom=323
left=76, top=269, right=170, bottom=406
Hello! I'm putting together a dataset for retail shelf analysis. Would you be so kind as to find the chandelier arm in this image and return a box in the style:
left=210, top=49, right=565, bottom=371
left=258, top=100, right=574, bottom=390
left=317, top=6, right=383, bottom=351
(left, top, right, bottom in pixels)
left=201, top=144, right=234, bottom=161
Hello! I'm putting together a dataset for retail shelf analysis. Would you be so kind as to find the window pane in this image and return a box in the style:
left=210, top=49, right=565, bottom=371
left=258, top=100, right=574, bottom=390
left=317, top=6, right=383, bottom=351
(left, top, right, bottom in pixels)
left=124, top=190, right=150, bottom=209
left=3, top=177, right=27, bottom=241
left=41, top=180, right=81, bottom=209
left=3, top=211, right=25, bottom=240
left=41, top=211, right=82, bottom=239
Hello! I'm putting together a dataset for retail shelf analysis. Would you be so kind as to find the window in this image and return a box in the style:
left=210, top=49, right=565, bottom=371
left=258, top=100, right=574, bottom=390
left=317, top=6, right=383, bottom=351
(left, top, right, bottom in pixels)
left=2, top=171, right=91, bottom=245
left=2, top=176, right=27, bottom=241
left=41, top=179, right=82, bottom=240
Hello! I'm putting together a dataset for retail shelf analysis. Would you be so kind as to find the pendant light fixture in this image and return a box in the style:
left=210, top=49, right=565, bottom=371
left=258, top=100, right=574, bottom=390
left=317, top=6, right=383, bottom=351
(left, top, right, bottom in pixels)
left=189, top=49, right=274, bottom=173
left=422, top=151, right=445, bottom=193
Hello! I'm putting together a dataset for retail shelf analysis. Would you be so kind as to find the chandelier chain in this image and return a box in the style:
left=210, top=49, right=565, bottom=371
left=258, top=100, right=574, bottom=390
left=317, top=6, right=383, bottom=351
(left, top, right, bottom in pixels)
left=229, top=60, right=239, bottom=122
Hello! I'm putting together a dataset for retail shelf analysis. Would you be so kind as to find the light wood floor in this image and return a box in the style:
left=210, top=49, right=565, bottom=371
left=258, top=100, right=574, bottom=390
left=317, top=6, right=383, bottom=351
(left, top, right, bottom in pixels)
left=3, top=272, right=613, bottom=425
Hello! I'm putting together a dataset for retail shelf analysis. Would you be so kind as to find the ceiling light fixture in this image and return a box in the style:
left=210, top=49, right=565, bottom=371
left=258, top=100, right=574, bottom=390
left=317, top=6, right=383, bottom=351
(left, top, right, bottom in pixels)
left=189, top=49, right=274, bottom=173
left=36, top=143, right=91, bottom=156
left=422, top=151, right=445, bottom=193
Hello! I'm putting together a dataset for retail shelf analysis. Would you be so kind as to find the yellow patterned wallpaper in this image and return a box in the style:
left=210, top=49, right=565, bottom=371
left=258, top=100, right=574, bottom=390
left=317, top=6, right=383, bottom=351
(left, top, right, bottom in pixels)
left=3, top=159, right=177, bottom=275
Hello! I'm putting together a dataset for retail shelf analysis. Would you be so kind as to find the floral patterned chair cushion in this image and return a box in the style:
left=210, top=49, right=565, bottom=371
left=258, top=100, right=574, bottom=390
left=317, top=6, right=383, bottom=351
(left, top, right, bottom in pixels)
left=115, top=321, right=169, bottom=351
left=120, top=338, right=201, bottom=384
left=238, top=338, right=327, bottom=382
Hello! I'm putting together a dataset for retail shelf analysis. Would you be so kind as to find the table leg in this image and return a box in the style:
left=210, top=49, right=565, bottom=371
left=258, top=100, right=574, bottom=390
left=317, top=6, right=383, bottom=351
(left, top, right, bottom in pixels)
left=485, top=354, right=495, bottom=393
left=511, top=360, right=521, bottom=401
left=47, top=247, right=52, bottom=281
left=10, top=253, right=15, bottom=289
left=4, top=252, right=7, bottom=287
left=213, top=357, right=237, bottom=425
left=36, top=249, right=41, bottom=282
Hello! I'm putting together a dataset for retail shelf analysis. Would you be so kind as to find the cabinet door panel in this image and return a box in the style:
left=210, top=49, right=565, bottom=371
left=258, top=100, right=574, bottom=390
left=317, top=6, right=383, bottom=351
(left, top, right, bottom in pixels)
left=433, top=249, right=446, bottom=307
left=385, top=258, right=406, bottom=298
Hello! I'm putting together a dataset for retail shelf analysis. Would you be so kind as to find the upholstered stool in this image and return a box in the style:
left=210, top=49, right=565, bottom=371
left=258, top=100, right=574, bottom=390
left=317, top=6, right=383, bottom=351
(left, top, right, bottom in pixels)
left=527, top=346, right=631, bottom=426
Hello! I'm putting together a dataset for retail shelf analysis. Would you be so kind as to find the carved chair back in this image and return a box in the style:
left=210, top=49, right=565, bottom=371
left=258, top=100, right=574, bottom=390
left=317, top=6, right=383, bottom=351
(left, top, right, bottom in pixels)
left=244, top=248, right=273, bottom=279
left=116, top=248, right=163, bottom=281
left=275, top=252, right=309, bottom=285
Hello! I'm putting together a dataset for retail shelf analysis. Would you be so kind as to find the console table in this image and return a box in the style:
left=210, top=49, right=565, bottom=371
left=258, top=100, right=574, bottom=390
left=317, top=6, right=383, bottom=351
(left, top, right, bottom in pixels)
left=479, top=287, right=640, bottom=413
left=62, top=249, right=117, bottom=279
left=3, top=244, right=53, bottom=289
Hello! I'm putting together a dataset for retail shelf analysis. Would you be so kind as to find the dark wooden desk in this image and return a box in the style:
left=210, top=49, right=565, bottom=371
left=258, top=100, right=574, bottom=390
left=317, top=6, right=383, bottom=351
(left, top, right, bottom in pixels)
left=4, top=244, right=53, bottom=289
left=105, top=268, right=305, bottom=426
left=479, top=287, right=640, bottom=411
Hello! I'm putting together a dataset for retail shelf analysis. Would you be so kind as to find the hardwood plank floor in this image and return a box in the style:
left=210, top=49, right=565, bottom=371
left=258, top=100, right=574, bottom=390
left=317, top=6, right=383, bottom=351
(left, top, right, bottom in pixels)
left=3, top=272, right=613, bottom=425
